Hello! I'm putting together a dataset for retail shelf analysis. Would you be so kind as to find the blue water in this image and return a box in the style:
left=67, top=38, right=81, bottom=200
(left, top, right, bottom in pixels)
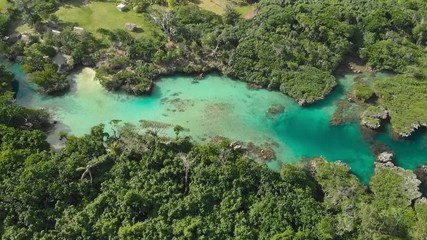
left=9, top=64, right=427, bottom=183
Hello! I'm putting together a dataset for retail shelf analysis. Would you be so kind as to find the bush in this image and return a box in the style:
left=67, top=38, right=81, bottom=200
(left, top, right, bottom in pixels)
left=352, top=82, right=374, bottom=102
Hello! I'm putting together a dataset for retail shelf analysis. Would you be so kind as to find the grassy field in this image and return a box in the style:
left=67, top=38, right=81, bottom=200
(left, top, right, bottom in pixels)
left=55, top=2, right=161, bottom=39
left=0, top=0, right=8, bottom=10
left=196, top=0, right=249, bottom=15
left=235, top=5, right=254, bottom=18
left=197, top=0, right=228, bottom=15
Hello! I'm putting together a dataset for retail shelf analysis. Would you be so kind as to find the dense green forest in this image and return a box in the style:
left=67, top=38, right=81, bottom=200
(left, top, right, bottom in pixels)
left=1, top=0, right=427, bottom=239
left=0, top=67, right=427, bottom=238
left=2, top=0, right=427, bottom=134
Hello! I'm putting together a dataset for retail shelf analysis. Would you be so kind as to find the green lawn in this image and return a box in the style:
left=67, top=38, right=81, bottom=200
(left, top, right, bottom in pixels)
left=0, top=0, right=8, bottom=10
left=235, top=5, right=254, bottom=18
left=196, top=0, right=249, bottom=15
left=55, top=2, right=162, bottom=39
left=196, top=0, right=229, bottom=15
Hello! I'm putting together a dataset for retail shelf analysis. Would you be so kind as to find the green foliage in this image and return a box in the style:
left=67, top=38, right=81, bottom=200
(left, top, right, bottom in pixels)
left=4, top=1, right=427, bottom=237
left=0, top=64, right=14, bottom=94
left=224, top=2, right=353, bottom=103
left=279, top=67, right=336, bottom=105
left=0, top=91, right=51, bottom=129
left=45, top=28, right=99, bottom=65
left=311, top=158, right=369, bottom=238
left=0, top=12, right=11, bottom=37
left=351, top=82, right=374, bottom=102
left=410, top=200, right=427, bottom=239
left=30, top=63, right=69, bottom=94
left=361, top=105, right=387, bottom=128
left=360, top=164, right=421, bottom=238
left=133, top=1, right=150, bottom=13
left=0, top=117, right=426, bottom=239
left=22, top=43, right=54, bottom=73
left=223, top=6, right=240, bottom=25
left=362, top=39, right=423, bottom=72
left=374, top=69, right=427, bottom=135
left=11, top=0, right=60, bottom=23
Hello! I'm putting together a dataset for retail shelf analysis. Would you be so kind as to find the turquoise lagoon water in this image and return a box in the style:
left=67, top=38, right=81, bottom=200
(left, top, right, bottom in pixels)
left=10, top=64, right=427, bottom=183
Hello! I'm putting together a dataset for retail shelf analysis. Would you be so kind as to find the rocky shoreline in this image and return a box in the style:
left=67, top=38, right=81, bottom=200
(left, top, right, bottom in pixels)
left=375, top=160, right=422, bottom=204
left=360, top=106, right=389, bottom=129
left=360, top=105, right=427, bottom=138
left=210, top=136, right=278, bottom=161
left=397, top=122, right=427, bottom=138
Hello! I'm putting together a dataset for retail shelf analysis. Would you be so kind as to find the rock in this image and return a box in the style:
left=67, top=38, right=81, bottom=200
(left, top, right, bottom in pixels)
left=266, top=104, right=285, bottom=117
left=397, top=122, right=427, bottom=138
left=73, top=27, right=85, bottom=35
left=384, top=161, right=395, bottom=168
left=246, top=142, right=276, bottom=161
left=51, top=30, right=61, bottom=36
left=414, top=165, right=427, bottom=185
left=117, top=3, right=127, bottom=11
left=297, top=99, right=307, bottom=106
left=20, top=34, right=31, bottom=43
left=247, top=83, right=262, bottom=90
left=229, top=141, right=243, bottom=151
left=377, top=152, right=394, bottom=163
left=371, top=142, right=394, bottom=160
left=361, top=106, right=388, bottom=129
left=124, top=23, right=138, bottom=32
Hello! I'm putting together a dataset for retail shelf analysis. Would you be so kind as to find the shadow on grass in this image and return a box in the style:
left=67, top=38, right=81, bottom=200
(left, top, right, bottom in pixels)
left=133, top=27, right=144, bottom=33
left=61, top=0, right=86, bottom=8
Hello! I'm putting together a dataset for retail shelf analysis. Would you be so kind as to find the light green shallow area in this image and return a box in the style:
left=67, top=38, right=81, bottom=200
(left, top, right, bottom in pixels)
left=11, top=64, right=427, bottom=183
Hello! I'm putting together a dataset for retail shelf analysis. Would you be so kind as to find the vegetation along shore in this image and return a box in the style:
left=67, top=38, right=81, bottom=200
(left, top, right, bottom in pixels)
left=1, top=0, right=427, bottom=239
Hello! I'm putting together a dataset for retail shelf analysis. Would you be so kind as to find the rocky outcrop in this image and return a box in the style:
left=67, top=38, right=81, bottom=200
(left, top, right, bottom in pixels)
left=246, top=142, right=277, bottom=161
left=371, top=142, right=395, bottom=166
left=414, top=165, right=427, bottom=188
left=229, top=141, right=244, bottom=152
left=361, top=106, right=388, bottom=129
left=54, top=53, right=75, bottom=73
left=266, top=104, right=285, bottom=117
left=377, top=152, right=394, bottom=164
left=297, top=96, right=325, bottom=106
left=397, top=122, right=427, bottom=138
left=375, top=161, right=422, bottom=203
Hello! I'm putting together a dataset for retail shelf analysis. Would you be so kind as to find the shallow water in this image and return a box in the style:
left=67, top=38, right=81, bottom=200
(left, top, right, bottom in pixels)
left=11, top=64, right=427, bottom=183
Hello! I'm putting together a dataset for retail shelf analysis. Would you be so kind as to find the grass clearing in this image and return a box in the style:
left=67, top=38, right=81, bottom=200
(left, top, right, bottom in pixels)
left=235, top=5, right=253, bottom=17
left=197, top=0, right=228, bottom=15
left=15, top=24, right=33, bottom=33
left=55, top=2, right=162, bottom=39
left=0, top=0, right=8, bottom=10
left=196, top=0, right=245, bottom=15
